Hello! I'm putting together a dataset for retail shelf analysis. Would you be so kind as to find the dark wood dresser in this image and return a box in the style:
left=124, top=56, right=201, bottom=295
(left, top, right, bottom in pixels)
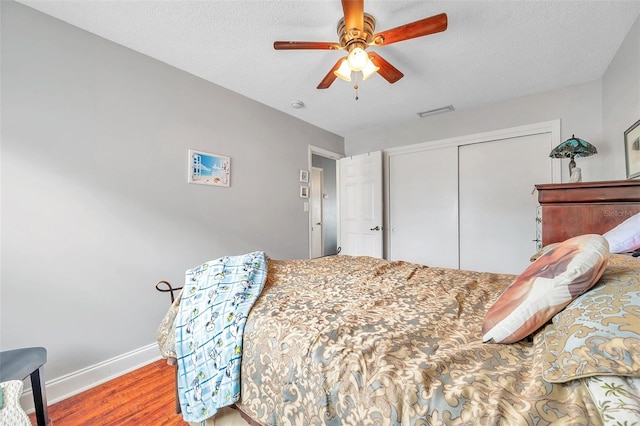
left=536, top=180, right=640, bottom=246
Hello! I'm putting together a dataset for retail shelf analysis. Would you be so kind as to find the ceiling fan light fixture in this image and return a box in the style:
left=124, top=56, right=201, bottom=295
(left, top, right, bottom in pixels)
left=334, top=58, right=352, bottom=81
left=347, top=47, right=368, bottom=71
left=361, top=57, right=379, bottom=81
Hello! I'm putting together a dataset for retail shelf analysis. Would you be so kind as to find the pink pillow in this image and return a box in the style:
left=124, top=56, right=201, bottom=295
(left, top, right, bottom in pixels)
left=603, top=212, right=640, bottom=253
left=482, top=234, right=609, bottom=344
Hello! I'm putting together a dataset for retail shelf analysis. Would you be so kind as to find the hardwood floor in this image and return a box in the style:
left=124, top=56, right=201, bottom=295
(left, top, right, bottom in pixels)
left=30, top=359, right=187, bottom=426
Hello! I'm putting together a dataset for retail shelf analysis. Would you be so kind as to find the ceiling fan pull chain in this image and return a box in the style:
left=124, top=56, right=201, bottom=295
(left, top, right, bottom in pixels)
left=354, top=73, right=360, bottom=100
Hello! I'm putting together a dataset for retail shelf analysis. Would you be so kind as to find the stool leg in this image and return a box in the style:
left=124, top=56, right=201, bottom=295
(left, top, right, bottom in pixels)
left=30, top=367, right=49, bottom=426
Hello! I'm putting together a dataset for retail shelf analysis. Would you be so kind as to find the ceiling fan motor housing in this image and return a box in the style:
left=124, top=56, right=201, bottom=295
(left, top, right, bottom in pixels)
left=337, top=13, right=376, bottom=52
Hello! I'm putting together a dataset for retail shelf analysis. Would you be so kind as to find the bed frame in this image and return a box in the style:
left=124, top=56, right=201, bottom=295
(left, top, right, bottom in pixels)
left=536, top=179, right=640, bottom=246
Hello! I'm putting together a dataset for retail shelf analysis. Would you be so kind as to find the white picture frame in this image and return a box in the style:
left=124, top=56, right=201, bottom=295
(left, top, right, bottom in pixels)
left=300, top=186, right=309, bottom=198
left=299, top=169, right=309, bottom=183
left=188, top=149, right=230, bottom=187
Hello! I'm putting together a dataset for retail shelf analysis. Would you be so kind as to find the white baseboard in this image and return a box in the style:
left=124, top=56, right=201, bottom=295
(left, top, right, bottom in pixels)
left=20, top=343, right=162, bottom=414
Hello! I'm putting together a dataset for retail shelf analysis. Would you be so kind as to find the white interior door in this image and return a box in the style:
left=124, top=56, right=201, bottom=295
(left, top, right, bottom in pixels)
left=339, top=151, right=383, bottom=258
left=459, top=133, right=552, bottom=274
left=388, top=146, right=459, bottom=268
left=310, top=167, right=323, bottom=258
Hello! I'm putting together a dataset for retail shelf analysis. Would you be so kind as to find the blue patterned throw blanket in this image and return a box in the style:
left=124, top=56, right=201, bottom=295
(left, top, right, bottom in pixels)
left=174, top=251, right=268, bottom=423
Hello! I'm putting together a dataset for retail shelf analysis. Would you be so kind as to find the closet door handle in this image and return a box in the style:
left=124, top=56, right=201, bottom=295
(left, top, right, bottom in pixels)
left=370, top=226, right=380, bottom=231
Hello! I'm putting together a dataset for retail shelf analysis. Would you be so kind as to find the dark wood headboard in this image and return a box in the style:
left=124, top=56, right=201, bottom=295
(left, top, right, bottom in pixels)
left=536, top=180, right=640, bottom=246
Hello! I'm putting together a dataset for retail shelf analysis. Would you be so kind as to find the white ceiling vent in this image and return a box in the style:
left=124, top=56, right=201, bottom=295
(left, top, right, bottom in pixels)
left=417, top=105, right=455, bottom=118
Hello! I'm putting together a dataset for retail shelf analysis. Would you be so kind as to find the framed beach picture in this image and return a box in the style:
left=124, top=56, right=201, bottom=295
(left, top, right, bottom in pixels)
left=188, top=149, right=230, bottom=187
left=624, top=119, right=640, bottom=179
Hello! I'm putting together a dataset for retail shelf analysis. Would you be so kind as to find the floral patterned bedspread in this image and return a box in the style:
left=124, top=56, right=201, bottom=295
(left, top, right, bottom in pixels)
left=235, top=255, right=601, bottom=425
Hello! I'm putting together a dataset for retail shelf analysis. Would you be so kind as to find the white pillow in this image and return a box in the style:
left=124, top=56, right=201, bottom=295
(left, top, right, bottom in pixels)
left=603, top=212, right=640, bottom=253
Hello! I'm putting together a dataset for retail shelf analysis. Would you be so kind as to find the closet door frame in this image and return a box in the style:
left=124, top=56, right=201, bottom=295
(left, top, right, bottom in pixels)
left=383, top=119, right=561, bottom=262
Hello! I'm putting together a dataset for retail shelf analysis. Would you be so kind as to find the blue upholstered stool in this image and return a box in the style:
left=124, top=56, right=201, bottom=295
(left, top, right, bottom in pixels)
left=0, top=347, right=49, bottom=426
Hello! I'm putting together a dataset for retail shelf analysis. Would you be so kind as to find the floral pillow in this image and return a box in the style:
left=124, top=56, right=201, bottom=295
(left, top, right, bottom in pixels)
left=542, top=254, right=640, bottom=383
left=482, top=234, right=610, bottom=344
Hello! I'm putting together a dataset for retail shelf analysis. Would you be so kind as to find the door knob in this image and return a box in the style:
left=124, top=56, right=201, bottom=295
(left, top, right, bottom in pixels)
left=370, top=226, right=380, bottom=231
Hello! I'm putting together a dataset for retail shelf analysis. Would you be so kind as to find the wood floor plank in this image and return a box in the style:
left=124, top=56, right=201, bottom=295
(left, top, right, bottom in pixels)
left=29, top=359, right=186, bottom=425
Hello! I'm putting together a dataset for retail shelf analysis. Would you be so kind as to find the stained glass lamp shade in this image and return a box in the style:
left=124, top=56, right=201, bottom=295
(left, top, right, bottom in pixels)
left=549, top=135, right=597, bottom=174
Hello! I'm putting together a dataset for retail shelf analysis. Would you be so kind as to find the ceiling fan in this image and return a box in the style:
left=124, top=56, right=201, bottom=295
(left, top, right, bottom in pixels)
left=274, top=0, right=448, bottom=92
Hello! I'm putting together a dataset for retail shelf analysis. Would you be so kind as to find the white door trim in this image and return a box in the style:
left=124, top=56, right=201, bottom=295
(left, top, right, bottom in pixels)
left=308, top=145, right=343, bottom=161
left=385, top=119, right=562, bottom=157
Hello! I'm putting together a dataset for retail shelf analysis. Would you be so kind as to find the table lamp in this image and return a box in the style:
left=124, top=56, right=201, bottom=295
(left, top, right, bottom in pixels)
left=549, top=135, right=597, bottom=182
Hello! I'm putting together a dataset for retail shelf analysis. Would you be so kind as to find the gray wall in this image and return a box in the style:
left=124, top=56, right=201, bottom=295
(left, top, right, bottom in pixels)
left=1, top=0, right=343, bottom=383
left=346, top=80, right=605, bottom=182
left=603, top=14, right=640, bottom=179
left=345, top=13, right=640, bottom=184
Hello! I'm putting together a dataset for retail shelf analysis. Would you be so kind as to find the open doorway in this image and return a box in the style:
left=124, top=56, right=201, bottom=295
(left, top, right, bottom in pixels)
left=310, top=167, right=324, bottom=258
left=309, top=146, right=342, bottom=258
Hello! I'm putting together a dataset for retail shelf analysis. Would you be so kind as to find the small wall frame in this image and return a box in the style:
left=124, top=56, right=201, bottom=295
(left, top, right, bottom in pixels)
left=299, top=169, right=309, bottom=183
left=188, top=149, right=230, bottom=187
left=300, top=186, right=309, bottom=198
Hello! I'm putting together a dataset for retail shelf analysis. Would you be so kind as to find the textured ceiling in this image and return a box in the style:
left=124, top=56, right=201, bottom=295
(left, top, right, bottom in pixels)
left=17, top=0, right=640, bottom=138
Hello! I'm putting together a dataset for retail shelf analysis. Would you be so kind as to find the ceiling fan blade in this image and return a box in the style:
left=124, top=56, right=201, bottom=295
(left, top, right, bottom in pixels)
left=274, top=41, right=342, bottom=50
left=341, top=0, right=364, bottom=35
left=372, top=13, right=447, bottom=46
left=368, top=52, right=404, bottom=84
left=317, top=58, right=345, bottom=89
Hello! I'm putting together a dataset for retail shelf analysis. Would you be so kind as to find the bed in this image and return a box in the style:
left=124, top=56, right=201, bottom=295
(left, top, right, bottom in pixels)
left=157, top=179, right=640, bottom=425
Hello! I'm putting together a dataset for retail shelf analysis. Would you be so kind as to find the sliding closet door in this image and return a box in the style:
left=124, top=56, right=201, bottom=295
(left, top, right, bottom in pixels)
left=388, top=146, right=458, bottom=268
left=458, top=133, right=552, bottom=274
